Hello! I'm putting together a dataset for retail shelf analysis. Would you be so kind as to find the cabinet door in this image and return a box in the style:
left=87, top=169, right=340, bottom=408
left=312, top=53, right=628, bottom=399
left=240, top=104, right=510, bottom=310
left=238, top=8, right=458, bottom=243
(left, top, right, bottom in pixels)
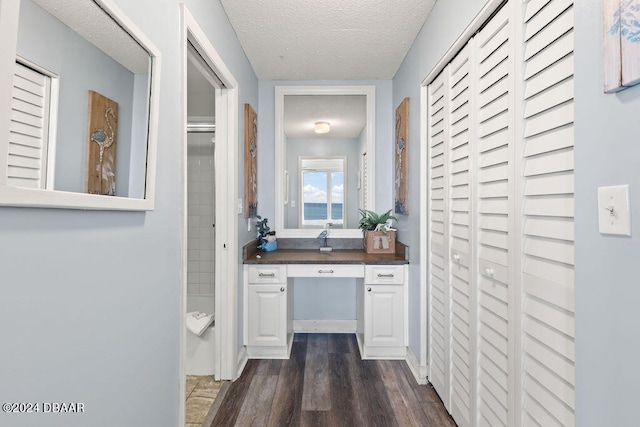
left=247, top=284, right=286, bottom=346
left=364, top=284, right=404, bottom=347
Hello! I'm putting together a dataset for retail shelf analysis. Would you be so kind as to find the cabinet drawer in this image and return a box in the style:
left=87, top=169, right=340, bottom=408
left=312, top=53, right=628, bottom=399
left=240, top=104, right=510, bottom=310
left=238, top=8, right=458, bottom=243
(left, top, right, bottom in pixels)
left=287, top=264, right=364, bottom=278
left=365, top=265, right=405, bottom=284
left=248, top=265, right=287, bottom=284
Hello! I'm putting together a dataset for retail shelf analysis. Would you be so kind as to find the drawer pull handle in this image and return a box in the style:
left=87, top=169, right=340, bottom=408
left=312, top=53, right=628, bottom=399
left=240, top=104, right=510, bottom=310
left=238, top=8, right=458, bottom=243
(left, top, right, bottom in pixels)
left=484, top=268, right=494, bottom=278
left=318, top=269, right=334, bottom=274
left=280, top=287, right=285, bottom=292
left=367, top=287, right=372, bottom=292
left=258, top=272, right=275, bottom=277
left=377, top=273, right=395, bottom=278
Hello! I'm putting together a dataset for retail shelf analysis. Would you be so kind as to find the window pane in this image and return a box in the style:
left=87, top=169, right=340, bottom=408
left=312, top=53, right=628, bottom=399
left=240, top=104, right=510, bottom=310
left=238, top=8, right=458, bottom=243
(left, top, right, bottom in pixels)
left=303, top=171, right=327, bottom=220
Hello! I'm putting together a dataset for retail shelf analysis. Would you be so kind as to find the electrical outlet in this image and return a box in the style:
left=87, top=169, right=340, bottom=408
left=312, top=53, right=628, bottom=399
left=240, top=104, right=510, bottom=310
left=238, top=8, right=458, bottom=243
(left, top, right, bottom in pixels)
left=598, top=185, right=631, bottom=236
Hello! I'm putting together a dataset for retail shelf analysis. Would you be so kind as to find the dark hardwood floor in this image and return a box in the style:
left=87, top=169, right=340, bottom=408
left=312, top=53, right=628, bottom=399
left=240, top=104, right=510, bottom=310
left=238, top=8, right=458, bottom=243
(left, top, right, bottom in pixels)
left=208, top=333, right=456, bottom=426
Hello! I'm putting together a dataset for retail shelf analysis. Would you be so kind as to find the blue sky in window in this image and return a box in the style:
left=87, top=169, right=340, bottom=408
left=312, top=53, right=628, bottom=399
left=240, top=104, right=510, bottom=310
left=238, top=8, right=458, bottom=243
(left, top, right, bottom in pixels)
left=303, top=172, right=343, bottom=203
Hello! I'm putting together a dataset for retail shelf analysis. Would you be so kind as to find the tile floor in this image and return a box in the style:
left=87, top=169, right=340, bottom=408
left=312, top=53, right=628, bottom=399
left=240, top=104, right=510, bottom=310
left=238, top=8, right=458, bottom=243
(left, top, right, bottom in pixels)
left=186, top=375, right=223, bottom=427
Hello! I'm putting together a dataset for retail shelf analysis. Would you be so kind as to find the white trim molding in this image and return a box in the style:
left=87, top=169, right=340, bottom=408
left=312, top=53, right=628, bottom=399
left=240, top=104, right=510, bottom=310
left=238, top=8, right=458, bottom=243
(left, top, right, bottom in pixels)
left=180, top=4, right=241, bottom=424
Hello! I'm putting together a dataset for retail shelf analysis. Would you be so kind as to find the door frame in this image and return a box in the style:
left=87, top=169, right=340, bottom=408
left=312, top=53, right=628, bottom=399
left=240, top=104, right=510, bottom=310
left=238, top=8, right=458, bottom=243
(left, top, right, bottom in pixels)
left=179, top=3, right=239, bottom=423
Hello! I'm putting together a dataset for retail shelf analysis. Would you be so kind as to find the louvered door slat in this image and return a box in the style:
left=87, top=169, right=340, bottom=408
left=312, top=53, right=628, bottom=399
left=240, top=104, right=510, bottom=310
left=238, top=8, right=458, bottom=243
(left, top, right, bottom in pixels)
left=523, top=125, right=573, bottom=156
left=524, top=55, right=573, bottom=99
left=523, top=32, right=573, bottom=80
left=524, top=1, right=573, bottom=57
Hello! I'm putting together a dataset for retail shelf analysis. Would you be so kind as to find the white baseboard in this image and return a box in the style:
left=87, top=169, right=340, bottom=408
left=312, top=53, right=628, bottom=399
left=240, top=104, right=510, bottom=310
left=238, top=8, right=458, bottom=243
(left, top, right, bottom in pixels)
left=235, top=346, right=248, bottom=380
left=293, top=320, right=357, bottom=333
left=406, top=346, right=428, bottom=385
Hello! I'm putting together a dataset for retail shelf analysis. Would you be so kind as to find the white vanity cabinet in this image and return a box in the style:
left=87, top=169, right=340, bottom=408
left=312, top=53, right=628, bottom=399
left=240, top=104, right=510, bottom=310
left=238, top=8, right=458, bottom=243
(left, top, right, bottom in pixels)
left=244, top=260, right=407, bottom=361
left=357, top=265, right=407, bottom=359
left=246, top=265, right=293, bottom=358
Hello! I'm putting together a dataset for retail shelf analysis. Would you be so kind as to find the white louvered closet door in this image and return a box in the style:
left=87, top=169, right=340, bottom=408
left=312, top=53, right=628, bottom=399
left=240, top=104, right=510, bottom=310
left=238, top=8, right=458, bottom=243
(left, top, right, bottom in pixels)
left=427, top=70, right=449, bottom=404
left=474, top=3, right=515, bottom=426
left=427, top=45, right=476, bottom=426
left=447, top=43, right=474, bottom=427
left=426, top=0, right=575, bottom=426
left=518, top=0, right=575, bottom=425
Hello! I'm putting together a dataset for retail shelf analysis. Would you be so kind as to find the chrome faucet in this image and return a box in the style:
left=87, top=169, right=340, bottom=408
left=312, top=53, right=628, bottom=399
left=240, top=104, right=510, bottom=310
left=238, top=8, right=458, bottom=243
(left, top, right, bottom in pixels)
left=318, top=222, right=334, bottom=252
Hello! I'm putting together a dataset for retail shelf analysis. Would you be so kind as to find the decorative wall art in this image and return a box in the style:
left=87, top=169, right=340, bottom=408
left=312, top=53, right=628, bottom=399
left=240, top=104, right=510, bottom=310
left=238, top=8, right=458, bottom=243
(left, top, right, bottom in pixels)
left=395, top=97, right=409, bottom=215
left=86, top=91, right=118, bottom=195
left=604, top=0, right=640, bottom=92
left=244, top=103, right=258, bottom=218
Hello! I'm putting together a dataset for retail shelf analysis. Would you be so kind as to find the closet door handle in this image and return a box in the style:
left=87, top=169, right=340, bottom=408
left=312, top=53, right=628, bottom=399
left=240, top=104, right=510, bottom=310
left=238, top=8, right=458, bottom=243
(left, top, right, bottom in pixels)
left=280, top=287, right=285, bottom=292
left=259, top=272, right=275, bottom=277
left=484, top=267, right=495, bottom=278
left=377, top=273, right=394, bottom=278
left=318, top=269, right=334, bottom=274
left=367, top=287, right=372, bottom=292
left=452, top=254, right=460, bottom=262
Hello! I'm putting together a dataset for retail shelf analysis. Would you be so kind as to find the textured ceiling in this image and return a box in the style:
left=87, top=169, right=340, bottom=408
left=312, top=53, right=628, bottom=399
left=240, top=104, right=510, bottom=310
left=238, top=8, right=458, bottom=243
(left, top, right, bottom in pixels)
left=33, top=0, right=149, bottom=74
left=220, top=0, right=438, bottom=80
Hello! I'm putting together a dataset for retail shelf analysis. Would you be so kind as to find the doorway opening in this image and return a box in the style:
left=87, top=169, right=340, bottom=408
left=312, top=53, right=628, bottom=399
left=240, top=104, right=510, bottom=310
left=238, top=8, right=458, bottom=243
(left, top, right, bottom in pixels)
left=180, top=4, right=240, bottom=425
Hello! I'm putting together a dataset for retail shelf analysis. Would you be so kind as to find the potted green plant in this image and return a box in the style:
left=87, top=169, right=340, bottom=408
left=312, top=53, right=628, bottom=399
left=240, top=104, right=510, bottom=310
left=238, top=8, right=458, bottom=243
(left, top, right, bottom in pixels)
left=358, top=209, right=397, bottom=254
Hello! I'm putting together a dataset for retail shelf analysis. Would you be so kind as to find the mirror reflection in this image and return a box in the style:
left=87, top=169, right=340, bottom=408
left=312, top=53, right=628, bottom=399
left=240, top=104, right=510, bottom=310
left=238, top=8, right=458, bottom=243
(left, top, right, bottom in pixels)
left=283, top=94, right=366, bottom=230
left=12, top=0, right=151, bottom=198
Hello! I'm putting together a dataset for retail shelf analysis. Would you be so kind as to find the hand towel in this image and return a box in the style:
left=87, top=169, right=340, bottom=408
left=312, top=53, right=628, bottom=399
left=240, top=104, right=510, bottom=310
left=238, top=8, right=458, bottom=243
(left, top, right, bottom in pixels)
left=186, top=311, right=214, bottom=336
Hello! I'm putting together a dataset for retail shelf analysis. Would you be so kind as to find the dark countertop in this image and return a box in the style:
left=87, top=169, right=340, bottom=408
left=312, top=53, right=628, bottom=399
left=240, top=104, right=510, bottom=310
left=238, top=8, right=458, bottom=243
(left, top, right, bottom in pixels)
left=243, top=249, right=408, bottom=265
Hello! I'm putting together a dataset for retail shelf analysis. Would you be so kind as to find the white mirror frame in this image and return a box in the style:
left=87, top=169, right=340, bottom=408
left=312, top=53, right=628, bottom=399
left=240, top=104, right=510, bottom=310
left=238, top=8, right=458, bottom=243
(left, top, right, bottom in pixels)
left=0, top=0, right=161, bottom=210
left=275, top=85, right=375, bottom=238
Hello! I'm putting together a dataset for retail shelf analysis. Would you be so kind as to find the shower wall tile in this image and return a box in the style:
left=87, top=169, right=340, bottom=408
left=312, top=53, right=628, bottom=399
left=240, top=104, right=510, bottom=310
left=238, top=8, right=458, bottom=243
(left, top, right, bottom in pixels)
left=187, top=133, right=215, bottom=296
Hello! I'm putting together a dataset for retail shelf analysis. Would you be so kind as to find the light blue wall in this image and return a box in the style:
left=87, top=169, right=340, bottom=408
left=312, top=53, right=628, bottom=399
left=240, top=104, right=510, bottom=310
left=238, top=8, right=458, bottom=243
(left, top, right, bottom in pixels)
left=574, top=1, right=640, bottom=425
left=392, top=0, right=487, bottom=360
left=0, top=0, right=257, bottom=426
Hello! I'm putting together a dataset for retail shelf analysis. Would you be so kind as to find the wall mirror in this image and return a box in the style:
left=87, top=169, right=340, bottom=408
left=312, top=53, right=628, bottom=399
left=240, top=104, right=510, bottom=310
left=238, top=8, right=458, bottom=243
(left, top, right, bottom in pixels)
left=0, top=0, right=160, bottom=210
left=275, top=86, right=375, bottom=238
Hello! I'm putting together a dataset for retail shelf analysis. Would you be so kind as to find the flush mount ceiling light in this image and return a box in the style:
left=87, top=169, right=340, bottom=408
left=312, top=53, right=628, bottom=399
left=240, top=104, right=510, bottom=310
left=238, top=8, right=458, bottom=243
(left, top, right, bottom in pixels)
left=314, top=121, right=330, bottom=134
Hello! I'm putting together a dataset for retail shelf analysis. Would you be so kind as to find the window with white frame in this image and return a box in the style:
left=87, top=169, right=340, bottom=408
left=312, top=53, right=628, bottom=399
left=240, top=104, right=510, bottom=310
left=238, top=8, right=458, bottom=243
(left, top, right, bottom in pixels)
left=299, top=157, right=345, bottom=228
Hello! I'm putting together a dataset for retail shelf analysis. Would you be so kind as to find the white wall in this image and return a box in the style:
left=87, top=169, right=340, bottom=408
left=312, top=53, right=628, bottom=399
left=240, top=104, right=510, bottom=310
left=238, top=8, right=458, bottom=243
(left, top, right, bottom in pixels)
left=0, top=0, right=257, bottom=426
left=392, top=0, right=487, bottom=360
left=574, top=1, right=640, bottom=425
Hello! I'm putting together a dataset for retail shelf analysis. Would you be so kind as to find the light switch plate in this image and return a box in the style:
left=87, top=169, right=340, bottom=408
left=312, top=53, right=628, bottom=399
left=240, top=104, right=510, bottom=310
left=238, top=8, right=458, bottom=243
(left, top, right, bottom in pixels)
left=597, top=185, right=631, bottom=236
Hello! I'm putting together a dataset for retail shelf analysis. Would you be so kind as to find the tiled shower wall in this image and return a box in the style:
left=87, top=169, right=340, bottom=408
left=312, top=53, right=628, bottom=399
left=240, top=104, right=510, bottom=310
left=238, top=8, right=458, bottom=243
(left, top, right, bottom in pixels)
left=187, top=132, right=215, bottom=297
